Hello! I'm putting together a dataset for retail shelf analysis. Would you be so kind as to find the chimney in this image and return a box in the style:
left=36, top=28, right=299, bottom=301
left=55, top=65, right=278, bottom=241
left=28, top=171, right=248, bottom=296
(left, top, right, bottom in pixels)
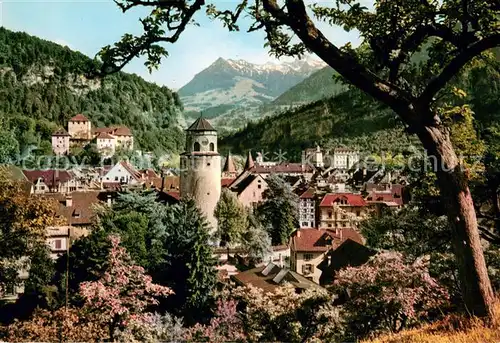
left=107, top=193, right=112, bottom=206
left=65, top=195, right=73, bottom=207
left=161, top=174, right=165, bottom=191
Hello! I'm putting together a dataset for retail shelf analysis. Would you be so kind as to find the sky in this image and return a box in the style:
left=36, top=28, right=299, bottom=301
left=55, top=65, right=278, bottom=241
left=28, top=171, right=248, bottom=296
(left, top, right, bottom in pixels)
left=1, top=0, right=367, bottom=89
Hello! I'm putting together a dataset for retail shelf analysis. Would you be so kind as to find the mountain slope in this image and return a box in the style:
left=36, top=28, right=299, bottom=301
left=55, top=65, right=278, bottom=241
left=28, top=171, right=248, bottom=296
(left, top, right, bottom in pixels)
left=271, top=66, right=347, bottom=106
left=219, top=90, right=412, bottom=160
left=179, top=57, right=325, bottom=121
left=0, top=27, right=184, bottom=157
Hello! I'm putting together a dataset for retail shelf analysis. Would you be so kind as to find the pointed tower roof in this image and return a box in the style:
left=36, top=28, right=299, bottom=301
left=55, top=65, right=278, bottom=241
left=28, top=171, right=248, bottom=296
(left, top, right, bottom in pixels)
left=244, top=150, right=255, bottom=170
left=187, top=115, right=216, bottom=132
left=223, top=151, right=236, bottom=173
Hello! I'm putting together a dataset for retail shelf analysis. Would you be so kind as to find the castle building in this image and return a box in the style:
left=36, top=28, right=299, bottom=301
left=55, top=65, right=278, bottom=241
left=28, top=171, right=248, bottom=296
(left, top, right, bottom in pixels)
left=180, top=117, right=221, bottom=232
left=51, top=128, right=71, bottom=156
left=51, top=114, right=134, bottom=157
left=68, top=114, right=92, bottom=140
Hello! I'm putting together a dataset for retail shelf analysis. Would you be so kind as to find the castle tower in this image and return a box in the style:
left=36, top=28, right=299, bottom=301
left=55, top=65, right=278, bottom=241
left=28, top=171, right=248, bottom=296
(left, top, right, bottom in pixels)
left=180, top=117, right=221, bottom=232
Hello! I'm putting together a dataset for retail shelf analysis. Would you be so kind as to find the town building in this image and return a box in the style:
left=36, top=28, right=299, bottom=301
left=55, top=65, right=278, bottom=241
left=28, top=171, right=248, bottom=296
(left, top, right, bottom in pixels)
left=231, top=262, right=323, bottom=293
left=227, top=171, right=268, bottom=208
left=51, top=114, right=134, bottom=157
left=331, top=147, right=360, bottom=170
left=46, top=225, right=88, bottom=260
left=289, top=228, right=363, bottom=283
left=22, top=169, right=82, bottom=194
left=318, top=193, right=368, bottom=229
left=51, top=128, right=71, bottom=156
left=299, top=187, right=316, bottom=228
left=180, top=117, right=221, bottom=231
left=101, top=161, right=143, bottom=186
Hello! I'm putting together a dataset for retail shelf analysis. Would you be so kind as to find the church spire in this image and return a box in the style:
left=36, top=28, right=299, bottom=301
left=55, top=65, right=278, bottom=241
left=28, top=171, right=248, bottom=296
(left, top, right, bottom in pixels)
left=223, top=151, right=236, bottom=175
left=244, top=150, right=255, bottom=170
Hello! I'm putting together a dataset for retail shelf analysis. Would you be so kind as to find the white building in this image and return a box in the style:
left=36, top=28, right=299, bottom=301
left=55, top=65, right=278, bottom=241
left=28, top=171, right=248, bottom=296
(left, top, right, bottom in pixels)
left=102, top=161, right=142, bottom=185
left=331, top=148, right=360, bottom=170
left=51, top=128, right=71, bottom=156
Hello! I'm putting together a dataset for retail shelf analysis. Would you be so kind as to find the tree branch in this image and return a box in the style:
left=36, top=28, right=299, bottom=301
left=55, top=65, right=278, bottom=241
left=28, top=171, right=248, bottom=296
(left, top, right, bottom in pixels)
left=261, top=0, right=415, bottom=120
left=419, top=34, right=500, bottom=105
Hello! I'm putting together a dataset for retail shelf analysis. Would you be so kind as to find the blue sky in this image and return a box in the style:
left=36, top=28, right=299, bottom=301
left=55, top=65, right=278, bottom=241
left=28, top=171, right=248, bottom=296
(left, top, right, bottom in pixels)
left=1, top=0, right=366, bottom=89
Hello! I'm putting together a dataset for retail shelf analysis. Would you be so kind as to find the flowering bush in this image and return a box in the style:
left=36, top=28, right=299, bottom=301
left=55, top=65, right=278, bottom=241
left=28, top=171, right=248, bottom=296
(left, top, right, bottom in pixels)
left=79, top=235, right=173, bottom=340
left=6, top=308, right=105, bottom=342
left=184, top=299, right=246, bottom=342
left=114, top=312, right=185, bottom=342
left=333, top=252, right=450, bottom=338
left=232, top=284, right=342, bottom=342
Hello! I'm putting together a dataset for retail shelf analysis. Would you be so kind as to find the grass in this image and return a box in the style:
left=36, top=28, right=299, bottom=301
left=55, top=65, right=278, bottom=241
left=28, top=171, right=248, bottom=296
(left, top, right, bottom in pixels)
left=365, top=303, right=500, bottom=343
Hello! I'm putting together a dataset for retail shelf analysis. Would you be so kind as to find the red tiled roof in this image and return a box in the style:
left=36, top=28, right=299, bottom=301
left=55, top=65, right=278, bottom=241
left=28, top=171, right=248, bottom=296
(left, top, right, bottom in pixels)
left=167, top=191, right=180, bottom=200
left=112, top=126, right=132, bottom=136
left=221, top=178, right=236, bottom=187
left=23, top=170, right=73, bottom=188
left=290, top=228, right=363, bottom=252
left=42, top=191, right=104, bottom=226
left=149, top=176, right=179, bottom=190
left=119, top=161, right=142, bottom=181
left=319, top=193, right=366, bottom=207
left=96, top=132, right=115, bottom=140
left=299, top=187, right=315, bottom=199
left=249, top=162, right=314, bottom=174
left=69, top=114, right=89, bottom=122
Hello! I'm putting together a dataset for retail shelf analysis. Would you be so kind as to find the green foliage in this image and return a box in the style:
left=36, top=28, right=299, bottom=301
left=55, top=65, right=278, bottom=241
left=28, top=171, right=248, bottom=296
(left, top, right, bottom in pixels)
left=220, top=89, right=409, bottom=158
left=214, top=188, right=248, bottom=247
left=271, top=66, right=346, bottom=106
left=156, top=199, right=218, bottom=324
left=256, top=174, right=299, bottom=245
left=240, top=212, right=273, bottom=260
left=0, top=27, right=184, bottom=155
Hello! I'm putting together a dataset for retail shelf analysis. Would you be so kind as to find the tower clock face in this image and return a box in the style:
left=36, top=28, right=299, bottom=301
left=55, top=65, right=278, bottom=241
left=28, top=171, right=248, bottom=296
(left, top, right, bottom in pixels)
left=201, top=138, right=209, bottom=146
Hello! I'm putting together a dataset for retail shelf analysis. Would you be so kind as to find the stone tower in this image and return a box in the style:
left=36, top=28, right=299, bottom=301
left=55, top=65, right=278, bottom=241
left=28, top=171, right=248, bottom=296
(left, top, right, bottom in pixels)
left=180, top=117, right=221, bottom=232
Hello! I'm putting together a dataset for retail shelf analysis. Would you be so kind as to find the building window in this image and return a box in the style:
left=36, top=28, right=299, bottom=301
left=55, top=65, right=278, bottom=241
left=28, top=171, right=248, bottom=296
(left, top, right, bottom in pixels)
left=328, top=211, right=332, bottom=218
left=55, top=239, right=62, bottom=250
left=303, top=253, right=313, bottom=261
left=302, top=264, right=314, bottom=275
left=115, top=176, right=119, bottom=181
left=258, top=184, right=262, bottom=189
left=194, top=142, right=201, bottom=151
left=356, top=210, right=361, bottom=216
left=302, top=222, right=308, bottom=227
left=209, top=142, right=215, bottom=151
left=207, top=163, right=211, bottom=166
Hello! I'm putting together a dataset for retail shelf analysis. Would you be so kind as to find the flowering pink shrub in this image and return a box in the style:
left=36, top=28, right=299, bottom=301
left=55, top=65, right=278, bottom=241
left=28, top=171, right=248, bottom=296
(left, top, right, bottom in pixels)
left=79, top=235, right=173, bottom=340
left=184, top=298, right=246, bottom=342
left=334, top=252, right=450, bottom=337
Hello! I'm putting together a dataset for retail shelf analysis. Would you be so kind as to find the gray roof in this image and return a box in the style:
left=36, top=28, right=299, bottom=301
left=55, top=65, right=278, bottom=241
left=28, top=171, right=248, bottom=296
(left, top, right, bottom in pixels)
left=187, top=117, right=216, bottom=132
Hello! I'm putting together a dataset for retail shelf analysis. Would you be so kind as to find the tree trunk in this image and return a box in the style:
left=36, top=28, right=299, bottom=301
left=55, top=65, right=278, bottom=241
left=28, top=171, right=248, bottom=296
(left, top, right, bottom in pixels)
left=417, top=123, right=495, bottom=318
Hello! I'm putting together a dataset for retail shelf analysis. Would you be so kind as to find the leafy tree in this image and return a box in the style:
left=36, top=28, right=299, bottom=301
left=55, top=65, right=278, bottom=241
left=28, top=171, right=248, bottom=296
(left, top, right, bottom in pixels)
left=240, top=212, right=272, bottom=260
left=256, top=174, right=298, bottom=245
left=80, top=235, right=173, bottom=341
left=156, top=199, right=218, bottom=324
left=333, top=252, right=450, bottom=339
left=0, top=178, right=60, bottom=297
left=214, top=188, right=248, bottom=247
left=222, top=284, right=343, bottom=342
left=101, top=0, right=500, bottom=317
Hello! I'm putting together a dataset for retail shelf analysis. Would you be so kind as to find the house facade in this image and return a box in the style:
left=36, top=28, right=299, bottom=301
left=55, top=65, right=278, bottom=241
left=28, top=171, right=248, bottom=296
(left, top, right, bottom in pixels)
left=51, top=128, right=71, bottom=156
left=102, top=161, right=142, bottom=185
left=299, top=188, right=316, bottom=228
left=318, top=193, right=368, bottom=229
left=289, top=228, right=363, bottom=283
left=51, top=114, right=134, bottom=156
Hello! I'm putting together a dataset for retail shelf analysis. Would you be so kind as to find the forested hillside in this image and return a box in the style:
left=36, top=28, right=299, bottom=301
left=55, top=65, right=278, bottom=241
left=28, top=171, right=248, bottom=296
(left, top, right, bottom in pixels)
left=0, top=28, right=184, bottom=159
left=220, top=55, right=500, bottom=159
left=271, top=66, right=346, bottom=106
